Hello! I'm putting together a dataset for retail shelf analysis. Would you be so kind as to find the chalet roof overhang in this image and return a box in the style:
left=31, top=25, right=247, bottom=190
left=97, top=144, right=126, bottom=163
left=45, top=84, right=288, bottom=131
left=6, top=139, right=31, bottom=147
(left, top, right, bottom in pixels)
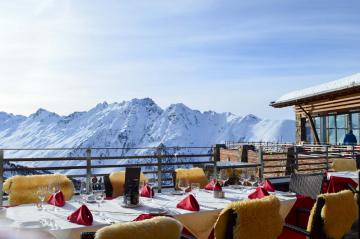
left=270, top=85, right=360, bottom=108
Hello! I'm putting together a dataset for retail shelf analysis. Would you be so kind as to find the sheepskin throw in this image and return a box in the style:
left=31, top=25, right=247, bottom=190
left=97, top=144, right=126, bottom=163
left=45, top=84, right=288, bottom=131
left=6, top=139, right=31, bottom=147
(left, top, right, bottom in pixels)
left=332, top=158, right=357, bottom=171
left=109, top=171, right=148, bottom=198
left=95, top=216, right=182, bottom=239
left=214, top=195, right=283, bottom=239
left=3, top=174, right=74, bottom=206
left=307, top=190, right=358, bottom=239
left=175, top=167, right=209, bottom=188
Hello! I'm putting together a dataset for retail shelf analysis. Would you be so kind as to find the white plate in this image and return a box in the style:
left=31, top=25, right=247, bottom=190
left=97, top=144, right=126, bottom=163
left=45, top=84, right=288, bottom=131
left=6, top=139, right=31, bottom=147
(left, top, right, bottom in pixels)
left=15, top=221, right=45, bottom=229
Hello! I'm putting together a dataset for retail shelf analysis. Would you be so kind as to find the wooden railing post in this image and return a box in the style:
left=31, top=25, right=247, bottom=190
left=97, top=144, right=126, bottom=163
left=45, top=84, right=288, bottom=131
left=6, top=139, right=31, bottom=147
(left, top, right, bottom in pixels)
left=156, top=147, right=163, bottom=193
left=85, top=148, right=92, bottom=193
left=285, top=147, right=295, bottom=176
left=258, top=146, right=264, bottom=180
left=0, top=150, right=3, bottom=206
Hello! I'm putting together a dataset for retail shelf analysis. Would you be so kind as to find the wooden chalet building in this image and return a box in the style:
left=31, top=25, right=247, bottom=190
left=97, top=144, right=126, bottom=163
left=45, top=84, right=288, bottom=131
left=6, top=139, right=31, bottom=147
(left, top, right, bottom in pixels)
left=271, top=73, right=360, bottom=145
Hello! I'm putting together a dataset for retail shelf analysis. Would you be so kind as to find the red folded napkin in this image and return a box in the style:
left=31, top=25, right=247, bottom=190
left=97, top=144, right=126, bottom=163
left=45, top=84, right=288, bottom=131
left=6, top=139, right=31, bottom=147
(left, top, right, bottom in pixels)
left=134, top=213, right=156, bottom=221
left=47, top=191, right=65, bottom=207
left=67, top=204, right=93, bottom=226
left=204, top=179, right=222, bottom=191
left=205, top=179, right=216, bottom=190
left=140, top=184, right=155, bottom=198
left=176, top=194, right=200, bottom=211
left=248, top=187, right=269, bottom=199
left=214, top=182, right=222, bottom=191
left=260, top=180, right=275, bottom=192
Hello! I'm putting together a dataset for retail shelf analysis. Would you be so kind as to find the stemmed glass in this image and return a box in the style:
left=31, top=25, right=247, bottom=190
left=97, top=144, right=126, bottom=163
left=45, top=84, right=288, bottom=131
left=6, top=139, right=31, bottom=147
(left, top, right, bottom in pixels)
left=147, top=177, right=156, bottom=202
left=93, top=182, right=105, bottom=215
left=219, top=170, right=229, bottom=186
left=191, top=183, right=200, bottom=197
left=177, top=178, right=189, bottom=194
left=36, top=186, right=47, bottom=210
left=80, top=180, right=88, bottom=204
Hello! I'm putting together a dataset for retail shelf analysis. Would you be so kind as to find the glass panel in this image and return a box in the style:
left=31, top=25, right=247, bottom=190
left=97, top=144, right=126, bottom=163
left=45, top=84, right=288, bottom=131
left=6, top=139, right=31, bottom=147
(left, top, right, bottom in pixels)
left=353, top=129, right=360, bottom=143
left=351, top=113, right=359, bottom=129
left=328, top=116, right=335, bottom=128
left=314, top=117, right=321, bottom=129
left=337, top=129, right=346, bottom=145
left=316, top=128, right=321, bottom=141
left=306, top=126, right=312, bottom=143
left=336, top=114, right=347, bottom=129
left=328, top=129, right=336, bottom=144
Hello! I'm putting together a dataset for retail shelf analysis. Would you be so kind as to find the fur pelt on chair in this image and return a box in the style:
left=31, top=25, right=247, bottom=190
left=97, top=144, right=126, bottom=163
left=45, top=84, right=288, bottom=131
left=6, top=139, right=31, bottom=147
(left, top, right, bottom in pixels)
left=332, top=158, right=357, bottom=171
left=307, top=190, right=358, bottom=239
left=175, top=167, right=209, bottom=188
left=214, top=195, right=283, bottom=239
left=109, top=171, right=148, bottom=198
left=3, top=174, right=74, bottom=206
left=94, top=216, right=182, bottom=239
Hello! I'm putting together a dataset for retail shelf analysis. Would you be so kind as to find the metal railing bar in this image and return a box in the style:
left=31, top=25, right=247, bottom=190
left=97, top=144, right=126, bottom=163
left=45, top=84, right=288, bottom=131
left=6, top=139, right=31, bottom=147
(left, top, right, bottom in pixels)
left=1, top=146, right=213, bottom=151
left=4, top=154, right=213, bottom=162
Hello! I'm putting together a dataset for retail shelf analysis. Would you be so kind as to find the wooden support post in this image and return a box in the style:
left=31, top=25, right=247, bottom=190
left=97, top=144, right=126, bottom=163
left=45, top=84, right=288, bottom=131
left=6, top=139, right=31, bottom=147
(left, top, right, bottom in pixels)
left=298, top=104, right=320, bottom=144
left=0, top=150, right=3, bottom=206
left=156, top=147, right=163, bottom=193
left=325, top=146, right=329, bottom=170
left=86, top=148, right=92, bottom=193
left=258, top=146, right=264, bottom=180
left=286, top=147, right=295, bottom=176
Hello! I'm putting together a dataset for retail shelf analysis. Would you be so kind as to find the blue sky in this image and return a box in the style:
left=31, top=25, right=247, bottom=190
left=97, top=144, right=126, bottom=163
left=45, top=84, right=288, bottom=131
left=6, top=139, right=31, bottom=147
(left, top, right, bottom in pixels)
left=0, top=0, right=359, bottom=120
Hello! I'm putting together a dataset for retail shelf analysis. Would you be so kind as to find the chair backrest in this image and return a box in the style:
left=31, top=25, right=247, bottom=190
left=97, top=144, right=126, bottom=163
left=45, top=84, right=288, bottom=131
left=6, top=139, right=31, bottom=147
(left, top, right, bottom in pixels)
left=214, top=195, right=283, bottom=239
left=94, top=216, right=182, bottom=239
left=289, top=173, right=325, bottom=200
left=332, top=158, right=357, bottom=172
left=307, top=190, right=358, bottom=239
left=174, top=167, right=208, bottom=189
left=109, top=171, right=148, bottom=198
left=2, top=174, right=74, bottom=206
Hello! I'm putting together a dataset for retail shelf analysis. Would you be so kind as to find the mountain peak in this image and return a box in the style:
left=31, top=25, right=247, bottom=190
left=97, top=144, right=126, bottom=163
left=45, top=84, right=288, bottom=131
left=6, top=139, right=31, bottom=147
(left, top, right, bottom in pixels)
left=30, top=108, right=59, bottom=119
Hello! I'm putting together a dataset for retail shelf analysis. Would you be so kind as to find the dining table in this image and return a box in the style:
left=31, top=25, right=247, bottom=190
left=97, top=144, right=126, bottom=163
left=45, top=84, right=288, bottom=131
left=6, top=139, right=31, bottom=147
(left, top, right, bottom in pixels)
left=0, top=187, right=297, bottom=239
left=327, top=171, right=359, bottom=183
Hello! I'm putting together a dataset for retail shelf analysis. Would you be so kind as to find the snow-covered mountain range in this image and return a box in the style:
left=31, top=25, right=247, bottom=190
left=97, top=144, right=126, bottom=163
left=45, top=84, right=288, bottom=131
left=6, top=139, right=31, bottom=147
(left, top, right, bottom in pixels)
left=0, top=98, right=294, bottom=174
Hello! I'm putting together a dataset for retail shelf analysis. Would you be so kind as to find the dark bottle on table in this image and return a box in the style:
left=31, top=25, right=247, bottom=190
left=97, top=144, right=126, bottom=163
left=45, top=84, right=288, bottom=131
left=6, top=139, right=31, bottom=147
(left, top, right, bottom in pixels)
left=123, top=179, right=140, bottom=205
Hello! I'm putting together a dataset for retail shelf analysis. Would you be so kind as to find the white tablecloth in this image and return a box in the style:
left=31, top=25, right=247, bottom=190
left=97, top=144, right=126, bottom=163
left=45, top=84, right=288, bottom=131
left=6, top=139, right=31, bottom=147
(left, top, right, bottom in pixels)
left=0, top=187, right=296, bottom=239
left=327, top=171, right=359, bottom=183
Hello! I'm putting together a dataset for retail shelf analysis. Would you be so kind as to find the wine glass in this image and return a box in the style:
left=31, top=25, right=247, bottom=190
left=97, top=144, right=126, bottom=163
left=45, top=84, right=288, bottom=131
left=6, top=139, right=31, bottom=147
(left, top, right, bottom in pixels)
left=80, top=181, right=88, bottom=204
left=93, top=182, right=105, bottom=214
left=177, top=178, right=189, bottom=194
left=249, top=175, right=259, bottom=187
left=147, top=177, right=156, bottom=201
left=219, top=170, right=229, bottom=186
left=36, top=187, right=46, bottom=210
left=191, top=183, right=200, bottom=197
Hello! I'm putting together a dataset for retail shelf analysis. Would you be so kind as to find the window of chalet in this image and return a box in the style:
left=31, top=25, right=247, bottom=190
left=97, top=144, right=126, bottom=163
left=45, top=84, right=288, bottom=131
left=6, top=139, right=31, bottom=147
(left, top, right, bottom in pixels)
left=326, top=115, right=336, bottom=144
left=351, top=112, right=360, bottom=142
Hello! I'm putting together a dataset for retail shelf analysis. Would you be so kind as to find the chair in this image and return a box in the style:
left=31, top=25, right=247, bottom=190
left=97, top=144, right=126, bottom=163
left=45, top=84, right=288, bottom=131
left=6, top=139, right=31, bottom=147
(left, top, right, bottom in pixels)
left=80, top=216, right=195, bottom=239
left=332, top=158, right=357, bottom=172
left=106, top=171, right=148, bottom=198
left=286, top=173, right=326, bottom=229
left=173, top=167, right=209, bottom=189
left=289, top=173, right=326, bottom=200
left=214, top=195, right=283, bottom=239
left=2, top=174, right=74, bottom=206
left=283, top=190, right=358, bottom=239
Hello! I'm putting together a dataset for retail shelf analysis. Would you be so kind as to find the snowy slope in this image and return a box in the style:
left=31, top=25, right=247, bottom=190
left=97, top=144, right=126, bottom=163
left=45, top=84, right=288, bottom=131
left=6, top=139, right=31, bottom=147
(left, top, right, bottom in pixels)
left=0, top=98, right=295, bottom=174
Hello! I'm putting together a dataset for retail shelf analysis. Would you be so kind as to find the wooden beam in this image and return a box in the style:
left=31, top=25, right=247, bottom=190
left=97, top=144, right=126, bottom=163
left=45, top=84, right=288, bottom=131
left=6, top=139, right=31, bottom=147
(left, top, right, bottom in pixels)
left=298, top=104, right=320, bottom=144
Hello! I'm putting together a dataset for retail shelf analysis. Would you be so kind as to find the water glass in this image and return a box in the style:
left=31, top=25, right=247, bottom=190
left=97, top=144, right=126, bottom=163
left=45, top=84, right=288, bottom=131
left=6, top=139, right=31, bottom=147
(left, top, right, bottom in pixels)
left=36, top=187, right=46, bottom=210
left=191, top=183, right=200, bottom=197
left=177, top=178, right=189, bottom=194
